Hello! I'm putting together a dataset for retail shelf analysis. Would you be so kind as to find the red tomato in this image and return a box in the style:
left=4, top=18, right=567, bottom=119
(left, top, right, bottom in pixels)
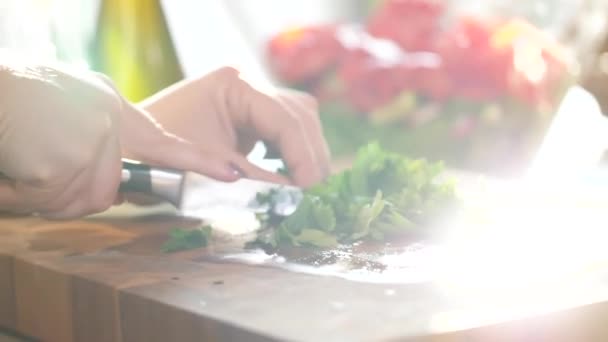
left=495, top=19, right=569, bottom=109
left=366, top=0, right=445, bottom=51
left=437, top=17, right=513, bottom=102
left=409, top=61, right=453, bottom=101
left=266, top=25, right=346, bottom=85
left=337, top=48, right=412, bottom=113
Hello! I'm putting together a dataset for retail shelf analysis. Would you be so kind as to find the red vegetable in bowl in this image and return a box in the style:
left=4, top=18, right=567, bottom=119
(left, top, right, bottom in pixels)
left=437, top=17, right=513, bottom=102
left=266, top=24, right=346, bottom=85
left=367, top=0, right=445, bottom=52
left=265, top=3, right=570, bottom=114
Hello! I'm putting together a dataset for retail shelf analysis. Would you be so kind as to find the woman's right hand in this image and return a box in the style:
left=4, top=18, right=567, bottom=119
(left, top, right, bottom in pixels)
left=0, top=61, right=125, bottom=219
left=0, top=57, right=230, bottom=219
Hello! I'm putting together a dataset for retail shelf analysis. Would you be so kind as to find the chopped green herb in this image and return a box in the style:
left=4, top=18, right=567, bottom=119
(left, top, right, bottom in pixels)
left=255, top=188, right=281, bottom=206
left=162, top=226, right=212, bottom=253
left=250, top=142, right=456, bottom=250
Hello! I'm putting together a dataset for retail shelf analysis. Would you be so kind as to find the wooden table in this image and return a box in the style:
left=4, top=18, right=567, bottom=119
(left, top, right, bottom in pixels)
left=2, top=198, right=608, bottom=342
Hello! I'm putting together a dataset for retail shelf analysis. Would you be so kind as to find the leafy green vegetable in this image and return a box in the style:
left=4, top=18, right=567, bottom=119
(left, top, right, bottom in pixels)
left=162, top=226, right=212, bottom=253
left=293, top=229, right=338, bottom=248
left=250, top=142, right=456, bottom=250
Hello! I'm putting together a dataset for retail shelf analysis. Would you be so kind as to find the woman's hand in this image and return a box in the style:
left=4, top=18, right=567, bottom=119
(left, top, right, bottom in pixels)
left=0, top=60, right=331, bottom=218
left=0, top=57, right=234, bottom=218
left=0, top=62, right=124, bottom=219
left=140, top=67, right=331, bottom=188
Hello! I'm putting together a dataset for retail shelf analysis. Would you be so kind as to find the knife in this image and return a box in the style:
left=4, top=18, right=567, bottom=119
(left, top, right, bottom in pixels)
left=119, top=159, right=302, bottom=218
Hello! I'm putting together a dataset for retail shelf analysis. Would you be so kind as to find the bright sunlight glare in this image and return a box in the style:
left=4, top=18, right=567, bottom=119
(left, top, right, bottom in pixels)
left=426, top=87, right=608, bottom=333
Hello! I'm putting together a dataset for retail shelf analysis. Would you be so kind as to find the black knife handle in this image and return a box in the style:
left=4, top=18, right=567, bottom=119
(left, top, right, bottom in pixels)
left=119, top=159, right=185, bottom=207
left=120, top=159, right=152, bottom=193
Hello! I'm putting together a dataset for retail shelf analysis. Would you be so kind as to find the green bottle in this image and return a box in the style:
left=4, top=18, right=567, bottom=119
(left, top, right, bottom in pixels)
left=89, top=0, right=184, bottom=102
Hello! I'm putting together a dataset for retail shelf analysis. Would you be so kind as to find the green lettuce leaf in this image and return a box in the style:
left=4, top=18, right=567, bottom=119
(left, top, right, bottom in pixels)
left=249, top=142, right=457, bottom=250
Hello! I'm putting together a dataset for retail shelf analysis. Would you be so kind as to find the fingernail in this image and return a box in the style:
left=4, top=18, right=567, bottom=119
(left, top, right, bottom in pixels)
left=228, top=163, right=245, bottom=179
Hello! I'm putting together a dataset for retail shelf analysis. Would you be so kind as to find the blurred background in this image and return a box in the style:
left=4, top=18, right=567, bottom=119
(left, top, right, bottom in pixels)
left=2, top=0, right=608, bottom=177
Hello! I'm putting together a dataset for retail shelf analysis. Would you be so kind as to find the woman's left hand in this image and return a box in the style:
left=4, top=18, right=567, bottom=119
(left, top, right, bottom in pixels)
left=139, top=67, right=331, bottom=188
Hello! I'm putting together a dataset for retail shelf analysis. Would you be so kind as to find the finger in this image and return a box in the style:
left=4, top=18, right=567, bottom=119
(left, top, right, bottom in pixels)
left=0, top=166, right=89, bottom=216
left=226, top=153, right=291, bottom=185
left=139, top=133, right=242, bottom=182
left=35, top=166, right=91, bottom=214
left=119, top=103, right=243, bottom=183
left=87, top=132, right=122, bottom=214
left=42, top=199, right=93, bottom=220
left=37, top=175, right=94, bottom=219
left=39, top=186, right=111, bottom=220
left=268, top=118, right=320, bottom=188
left=276, top=92, right=331, bottom=177
left=229, top=82, right=323, bottom=187
left=266, top=99, right=324, bottom=187
left=34, top=116, right=120, bottom=216
left=37, top=131, right=120, bottom=218
left=291, top=93, right=332, bottom=170
left=0, top=180, right=77, bottom=216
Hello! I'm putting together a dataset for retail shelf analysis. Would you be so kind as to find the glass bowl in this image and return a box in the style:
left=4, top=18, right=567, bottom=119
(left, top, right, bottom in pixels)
left=263, top=0, right=608, bottom=176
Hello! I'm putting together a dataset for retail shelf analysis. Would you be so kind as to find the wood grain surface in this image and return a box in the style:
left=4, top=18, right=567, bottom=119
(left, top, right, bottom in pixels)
left=0, top=198, right=608, bottom=341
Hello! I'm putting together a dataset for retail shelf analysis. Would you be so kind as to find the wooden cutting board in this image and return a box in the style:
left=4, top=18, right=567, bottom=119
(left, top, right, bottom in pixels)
left=2, top=201, right=608, bottom=342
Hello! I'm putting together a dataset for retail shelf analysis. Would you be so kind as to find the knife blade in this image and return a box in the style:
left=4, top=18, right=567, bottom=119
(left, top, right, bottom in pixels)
left=119, top=159, right=302, bottom=219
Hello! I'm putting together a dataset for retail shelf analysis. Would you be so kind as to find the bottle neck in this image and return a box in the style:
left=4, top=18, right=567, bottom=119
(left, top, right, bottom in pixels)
left=92, top=0, right=184, bottom=101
